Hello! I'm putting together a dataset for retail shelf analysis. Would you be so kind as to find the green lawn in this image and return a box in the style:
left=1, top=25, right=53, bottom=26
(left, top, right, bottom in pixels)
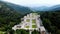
left=32, top=25, right=37, bottom=28
left=32, top=19, right=36, bottom=23
left=26, top=26, right=29, bottom=28
left=26, top=19, right=30, bottom=22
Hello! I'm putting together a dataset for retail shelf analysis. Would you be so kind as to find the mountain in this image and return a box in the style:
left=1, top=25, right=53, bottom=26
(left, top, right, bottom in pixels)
left=0, top=1, right=25, bottom=32
left=30, top=5, right=60, bottom=11
left=30, top=6, right=49, bottom=11
left=1, top=1, right=60, bottom=12
left=49, top=5, right=60, bottom=11
left=0, top=1, right=32, bottom=14
left=0, top=1, right=22, bottom=22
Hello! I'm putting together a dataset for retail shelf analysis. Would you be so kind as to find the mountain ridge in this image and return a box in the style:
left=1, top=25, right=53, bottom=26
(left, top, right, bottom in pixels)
left=30, top=5, right=60, bottom=11
left=0, top=1, right=32, bottom=14
left=0, top=1, right=60, bottom=12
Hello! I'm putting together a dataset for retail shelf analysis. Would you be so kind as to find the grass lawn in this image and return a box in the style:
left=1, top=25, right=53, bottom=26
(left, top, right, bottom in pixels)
left=32, top=25, right=37, bottom=28
left=26, top=26, right=29, bottom=28
left=32, top=19, right=36, bottom=23
left=26, top=19, right=30, bottom=22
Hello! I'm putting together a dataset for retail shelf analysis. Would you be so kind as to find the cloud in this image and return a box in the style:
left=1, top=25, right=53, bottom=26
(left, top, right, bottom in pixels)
left=2, top=0, right=60, bottom=7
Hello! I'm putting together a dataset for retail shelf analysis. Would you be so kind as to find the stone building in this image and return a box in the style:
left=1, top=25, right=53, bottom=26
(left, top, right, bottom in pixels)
left=12, top=13, right=48, bottom=34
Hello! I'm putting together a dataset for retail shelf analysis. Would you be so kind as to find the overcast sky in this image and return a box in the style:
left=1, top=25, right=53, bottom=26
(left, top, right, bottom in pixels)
left=2, top=0, right=60, bottom=7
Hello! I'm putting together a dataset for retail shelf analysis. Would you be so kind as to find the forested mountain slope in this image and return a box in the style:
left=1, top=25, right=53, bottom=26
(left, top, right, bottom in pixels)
left=39, top=11, right=60, bottom=34
left=0, top=1, right=23, bottom=32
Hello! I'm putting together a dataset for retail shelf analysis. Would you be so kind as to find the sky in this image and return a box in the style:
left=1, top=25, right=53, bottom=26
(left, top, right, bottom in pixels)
left=2, top=0, right=60, bottom=7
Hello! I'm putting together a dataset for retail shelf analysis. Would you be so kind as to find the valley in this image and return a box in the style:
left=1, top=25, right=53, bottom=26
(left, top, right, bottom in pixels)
left=0, top=1, right=60, bottom=34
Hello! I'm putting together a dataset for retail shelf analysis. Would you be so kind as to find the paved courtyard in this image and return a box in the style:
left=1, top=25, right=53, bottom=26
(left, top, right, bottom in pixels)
left=12, top=13, right=48, bottom=34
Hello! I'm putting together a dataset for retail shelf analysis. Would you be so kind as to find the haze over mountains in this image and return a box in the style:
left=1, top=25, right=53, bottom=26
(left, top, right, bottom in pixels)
left=30, top=5, right=60, bottom=11
left=0, top=1, right=60, bottom=34
left=0, top=1, right=60, bottom=12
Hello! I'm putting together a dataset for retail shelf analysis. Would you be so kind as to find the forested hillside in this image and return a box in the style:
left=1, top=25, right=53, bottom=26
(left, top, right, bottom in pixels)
left=2, top=1, right=32, bottom=15
left=39, top=11, right=60, bottom=34
left=0, top=1, right=32, bottom=34
left=0, top=1, right=23, bottom=34
left=0, top=1, right=60, bottom=34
